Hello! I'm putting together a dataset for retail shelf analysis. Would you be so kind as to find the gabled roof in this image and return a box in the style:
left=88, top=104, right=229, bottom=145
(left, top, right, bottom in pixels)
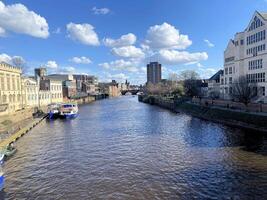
left=258, top=11, right=267, bottom=20
left=209, top=70, right=223, bottom=81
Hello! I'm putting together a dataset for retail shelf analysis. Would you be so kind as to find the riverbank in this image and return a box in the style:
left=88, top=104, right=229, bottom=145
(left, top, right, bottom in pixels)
left=0, top=114, right=47, bottom=150
left=0, top=94, right=107, bottom=149
left=138, top=95, right=267, bottom=133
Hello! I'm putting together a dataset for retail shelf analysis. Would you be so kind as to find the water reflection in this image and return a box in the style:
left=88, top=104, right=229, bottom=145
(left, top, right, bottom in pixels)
left=2, top=96, right=267, bottom=199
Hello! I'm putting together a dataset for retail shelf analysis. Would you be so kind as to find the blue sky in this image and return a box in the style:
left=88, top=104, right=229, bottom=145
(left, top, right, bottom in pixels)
left=0, top=0, right=267, bottom=84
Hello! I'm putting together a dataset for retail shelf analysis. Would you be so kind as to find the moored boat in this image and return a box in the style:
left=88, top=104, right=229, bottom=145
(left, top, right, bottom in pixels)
left=0, top=154, right=4, bottom=191
left=4, top=144, right=17, bottom=159
left=59, top=103, right=78, bottom=118
left=47, top=103, right=61, bottom=119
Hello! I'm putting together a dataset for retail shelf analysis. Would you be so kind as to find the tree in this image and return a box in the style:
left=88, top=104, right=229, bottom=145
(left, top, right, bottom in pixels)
left=179, top=70, right=201, bottom=97
left=12, top=56, right=26, bottom=74
left=230, top=76, right=258, bottom=106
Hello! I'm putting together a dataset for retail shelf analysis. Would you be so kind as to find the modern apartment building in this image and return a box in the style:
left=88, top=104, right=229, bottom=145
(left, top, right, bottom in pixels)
left=0, top=62, right=23, bottom=115
left=221, top=11, right=267, bottom=101
left=147, top=62, right=162, bottom=84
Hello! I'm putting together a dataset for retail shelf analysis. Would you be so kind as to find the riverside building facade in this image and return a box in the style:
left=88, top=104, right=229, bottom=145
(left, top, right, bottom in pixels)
left=0, top=62, right=23, bottom=116
left=220, top=11, right=267, bottom=102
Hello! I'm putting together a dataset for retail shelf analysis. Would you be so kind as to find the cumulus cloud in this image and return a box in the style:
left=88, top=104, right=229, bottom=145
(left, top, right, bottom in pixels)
left=92, top=7, right=110, bottom=15
left=198, top=67, right=217, bottom=79
left=157, top=49, right=208, bottom=65
left=107, top=73, right=129, bottom=81
left=145, top=22, right=192, bottom=50
left=103, top=33, right=136, bottom=47
left=0, top=27, right=6, bottom=37
left=99, top=59, right=141, bottom=72
left=66, top=23, right=100, bottom=46
left=204, top=39, right=215, bottom=47
left=0, top=53, right=25, bottom=66
left=59, top=66, right=76, bottom=74
left=0, top=1, right=49, bottom=38
left=69, top=56, right=92, bottom=64
left=46, top=60, right=58, bottom=69
left=111, top=46, right=145, bottom=58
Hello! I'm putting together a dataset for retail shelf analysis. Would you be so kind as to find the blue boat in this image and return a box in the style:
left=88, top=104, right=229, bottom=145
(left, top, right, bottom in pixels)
left=0, top=154, right=4, bottom=191
left=59, top=103, right=78, bottom=119
left=47, top=103, right=60, bottom=119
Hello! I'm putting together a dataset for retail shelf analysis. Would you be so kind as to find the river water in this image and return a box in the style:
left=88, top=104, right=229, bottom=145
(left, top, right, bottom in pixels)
left=1, top=96, right=267, bottom=199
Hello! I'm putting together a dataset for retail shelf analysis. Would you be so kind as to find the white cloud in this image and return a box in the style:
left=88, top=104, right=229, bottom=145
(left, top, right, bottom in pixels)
left=46, top=60, right=58, bottom=69
left=66, top=22, right=100, bottom=46
left=145, top=22, right=192, bottom=50
left=204, top=39, right=215, bottom=48
left=59, top=66, right=76, bottom=74
left=0, top=1, right=49, bottom=38
left=92, top=7, right=110, bottom=15
left=111, top=46, right=145, bottom=58
left=103, top=33, right=136, bottom=47
left=53, top=27, right=61, bottom=34
left=198, top=67, right=217, bottom=79
left=157, top=49, right=208, bottom=64
left=99, top=59, right=141, bottom=72
left=0, top=27, right=6, bottom=37
left=0, top=53, right=25, bottom=66
left=69, top=56, right=92, bottom=64
left=107, top=73, right=129, bottom=81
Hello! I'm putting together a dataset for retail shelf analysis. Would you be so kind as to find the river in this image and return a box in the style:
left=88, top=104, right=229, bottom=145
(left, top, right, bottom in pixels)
left=1, top=96, right=267, bottom=199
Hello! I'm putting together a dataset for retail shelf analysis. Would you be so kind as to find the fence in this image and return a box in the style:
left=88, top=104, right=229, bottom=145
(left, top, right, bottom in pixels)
left=192, top=97, right=267, bottom=113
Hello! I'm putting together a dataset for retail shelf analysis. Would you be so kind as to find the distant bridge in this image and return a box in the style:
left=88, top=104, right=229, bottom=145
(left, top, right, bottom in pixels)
left=121, top=89, right=140, bottom=95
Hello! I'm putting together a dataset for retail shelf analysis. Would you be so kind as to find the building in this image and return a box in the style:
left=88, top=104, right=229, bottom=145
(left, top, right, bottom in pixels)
left=34, top=68, right=47, bottom=80
left=22, top=77, right=39, bottom=108
left=208, top=70, right=223, bottom=98
left=73, top=74, right=98, bottom=93
left=147, top=62, right=162, bottom=84
left=46, top=74, right=77, bottom=98
left=221, top=11, right=267, bottom=102
left=39, top=79, right=63, bottom=103
left=99, top=80, right=121, bottom=97
left=0, top=62, right=23, bottom=115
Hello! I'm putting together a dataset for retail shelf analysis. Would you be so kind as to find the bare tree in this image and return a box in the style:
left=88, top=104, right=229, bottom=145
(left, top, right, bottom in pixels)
left=179, top=70, right=201, bottom=97
left=12, top=56, right=26, bottom=74
left=230, top=76, right=258, bottom=106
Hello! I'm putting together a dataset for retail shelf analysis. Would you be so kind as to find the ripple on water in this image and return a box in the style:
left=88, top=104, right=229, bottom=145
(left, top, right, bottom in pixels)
left=2, top=97, right=267, bottom=199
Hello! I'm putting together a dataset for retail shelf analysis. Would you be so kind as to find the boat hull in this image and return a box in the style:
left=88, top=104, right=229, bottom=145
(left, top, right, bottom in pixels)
left=0, top=175, right=4, bottom=191
left=60, top=113, right=78, bottom=119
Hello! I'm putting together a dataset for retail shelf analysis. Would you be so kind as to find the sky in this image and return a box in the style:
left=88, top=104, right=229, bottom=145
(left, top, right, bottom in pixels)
left=0, top=0, right=267, bottom=84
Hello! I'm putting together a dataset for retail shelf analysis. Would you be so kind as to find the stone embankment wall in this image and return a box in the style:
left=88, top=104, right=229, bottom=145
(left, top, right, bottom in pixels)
left=139, top=95, right=267, bottom=132
left=0, top=108, right=35, bottom=135
left=192, top=97, right=267, bottom=113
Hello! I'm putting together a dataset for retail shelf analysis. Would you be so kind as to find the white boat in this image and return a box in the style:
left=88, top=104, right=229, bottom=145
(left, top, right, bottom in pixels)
left=47, top=103, right=61, bottom=119
left=59, top=103, right=78, bottom=118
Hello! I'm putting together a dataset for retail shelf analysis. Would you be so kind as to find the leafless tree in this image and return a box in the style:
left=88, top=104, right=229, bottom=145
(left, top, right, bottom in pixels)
left=230, top=76, right=258, bottom=106
left=179, top=70, right=201, bottom=97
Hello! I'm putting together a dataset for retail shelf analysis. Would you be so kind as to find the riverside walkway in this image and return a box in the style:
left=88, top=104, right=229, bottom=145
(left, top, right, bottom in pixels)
left=0, top=116, right=46, bottom=150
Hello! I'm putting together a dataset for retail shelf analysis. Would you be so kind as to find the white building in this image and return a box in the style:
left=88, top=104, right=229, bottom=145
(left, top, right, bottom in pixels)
left=221, top=11, right=267, bottom=102
left=23, top=77, right=39, bottom=108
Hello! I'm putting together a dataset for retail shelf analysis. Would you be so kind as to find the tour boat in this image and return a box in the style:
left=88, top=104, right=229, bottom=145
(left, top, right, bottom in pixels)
left=59, top=103, right=78, bottom=118
left=0, top=154, right=4, bottom=191
left=47, top=103, right=61, bottom=119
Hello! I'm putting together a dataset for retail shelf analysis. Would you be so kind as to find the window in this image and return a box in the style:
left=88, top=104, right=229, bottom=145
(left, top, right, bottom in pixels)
left=249, top=59, right=263, bottom=70
left=229, top=67, right=232, bottom=74
left=225, top=68, right=228, bottom=75
left=229, top=77, right=233, bottom=84
left=247, top=73, right=266, bottom=83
